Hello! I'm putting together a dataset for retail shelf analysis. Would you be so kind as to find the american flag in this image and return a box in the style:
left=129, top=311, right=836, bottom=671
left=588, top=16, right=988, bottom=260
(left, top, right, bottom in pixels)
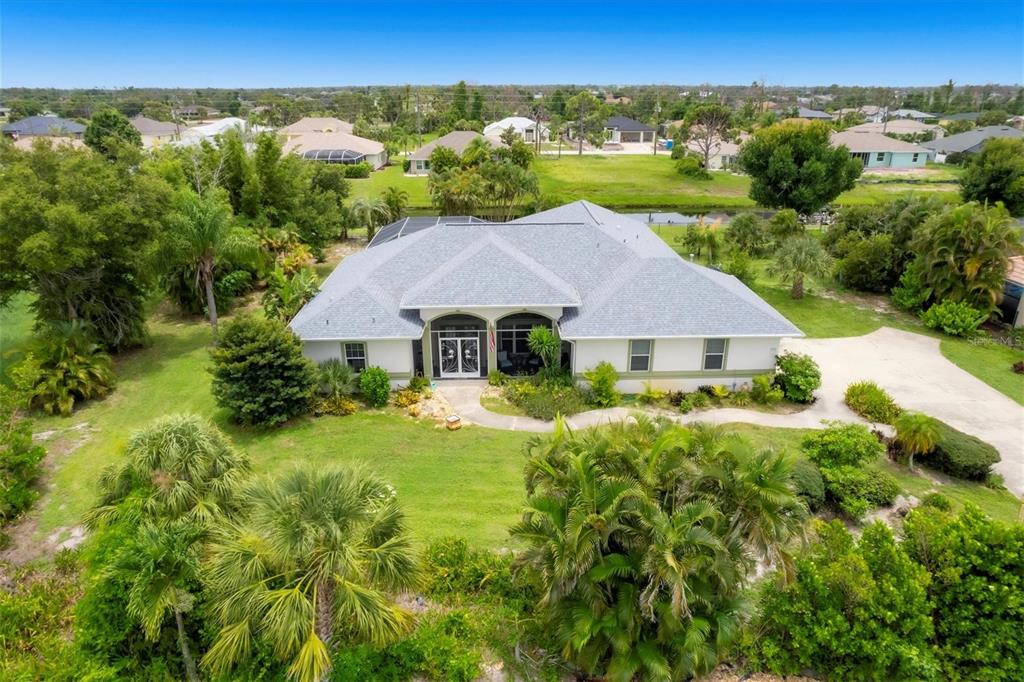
left=488, top=326, right=495, bottom=352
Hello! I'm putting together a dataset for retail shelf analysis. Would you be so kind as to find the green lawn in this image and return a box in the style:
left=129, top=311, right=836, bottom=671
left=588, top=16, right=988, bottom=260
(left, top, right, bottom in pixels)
left=30, top=313, right=531, bottom=549
left=0, top=293, right=35, bottom=381
left=348, top=154, right=959, bottom=211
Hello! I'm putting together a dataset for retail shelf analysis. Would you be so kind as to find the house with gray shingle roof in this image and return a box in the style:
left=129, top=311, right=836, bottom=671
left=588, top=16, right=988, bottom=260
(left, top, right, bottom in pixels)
left=291, top=201, right=801, bottom=390
left=921, top=125, right=1024, bottom=162
left=3, top=114, right=86, bottom=138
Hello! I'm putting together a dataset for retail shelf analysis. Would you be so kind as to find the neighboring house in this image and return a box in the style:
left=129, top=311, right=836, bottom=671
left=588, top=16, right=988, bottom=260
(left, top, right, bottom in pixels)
left=831, top=130, right=929, bottom=168
left=279, top=116, right=353, bottom=137
left=176, top=117, right=271, bottom=146
left=846, top=119, right=945, bottom=138
left=796, top=106, right=833, bottom=120
left=2, top=114, right=86, bottom=139
left=172, top=105, right=220, bottom=120
left=603, top=116, right=656, bottom=144
left=833, top=105, right=886, bottom=122
left=369, top=216, right=491, bottom=247
left=406, top=131, right=501, bottom=175
left=940, top=111, right=981, bottom=122
left=289, top=200, right=801, bottom=391
left=0, top=107, right=10, bottom=121
left=920, top=125, right=1024, bottom=162
left=11, top=136, right=86, bottom=151
left=1008, top=115, right=1024, bottom=130
left=1000, top=256, right=1024, bottom=328
left=684, top=136, right=742, bottom=170
left=130, top=115, right=181, bottom=148
left=282, top=131, right=388, bottom=168
left=483, top=116, right=549, bottom=143
left=604, top=94, right=632, bottom=105
left=890, top=108, right=936, bottom=122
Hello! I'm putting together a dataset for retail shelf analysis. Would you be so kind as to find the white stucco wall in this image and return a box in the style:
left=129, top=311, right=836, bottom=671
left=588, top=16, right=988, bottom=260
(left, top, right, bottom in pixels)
left=573, top=336, right=780, bottom=392
left=302, top=339, right=413, bottom=386
left=420, top=306, right=563, bottom=325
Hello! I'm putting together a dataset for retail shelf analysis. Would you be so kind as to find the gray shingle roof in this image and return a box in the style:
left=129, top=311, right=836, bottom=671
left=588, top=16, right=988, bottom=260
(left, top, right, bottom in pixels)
left=921, top=126, right=1024, bottom=154
left=3, top=115, right=86, bottom=136
left=605, top=116, right=655, bottom=132
left=797, top=107, right=832, bottom=119
left=290, top=201, right=802, bottom=341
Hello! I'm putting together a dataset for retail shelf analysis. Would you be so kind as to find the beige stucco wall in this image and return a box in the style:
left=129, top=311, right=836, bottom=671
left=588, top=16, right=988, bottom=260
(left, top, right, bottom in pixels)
left=302, top=339, right=413, bottom=386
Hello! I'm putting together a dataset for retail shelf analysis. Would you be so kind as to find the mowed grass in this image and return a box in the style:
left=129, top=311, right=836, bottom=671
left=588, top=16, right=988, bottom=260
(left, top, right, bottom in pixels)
left=347, top=154, right=959, bottom=210
left=32, top=314, right=531, bottom=549
left=728, top=423, right=1022, bottom=524
left=0, top=293, right=35, bottom=381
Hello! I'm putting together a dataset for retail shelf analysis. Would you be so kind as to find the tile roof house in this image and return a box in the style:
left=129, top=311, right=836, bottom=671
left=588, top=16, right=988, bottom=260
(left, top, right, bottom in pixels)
left=831, top=130, right=929, bottom=168
left=406, top=131, right=502, bottom=175
left=290, top=201, right=801, bottom=390
left=483, top=116, right=549, bottom=143
left=130, top=115, right=181, bottom=148
left=282, top=131, right=388, bottom=169
left=921, top=125, right=1024, bottom=161
left=279, top=116, right=354, bottom=136
left=847, top=119, right=945, bottom=138
left=2, top=114, right=86, bottom=138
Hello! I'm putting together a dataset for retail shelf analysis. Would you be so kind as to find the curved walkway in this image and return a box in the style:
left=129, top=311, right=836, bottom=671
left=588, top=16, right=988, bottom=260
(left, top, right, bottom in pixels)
left=437, top=327, right=1024, bottom=496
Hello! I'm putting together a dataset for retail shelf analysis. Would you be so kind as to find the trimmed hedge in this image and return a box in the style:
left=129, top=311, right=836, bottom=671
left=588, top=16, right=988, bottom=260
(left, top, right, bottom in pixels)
left=928, top=420, right=1000, bottom=480
left=790, top=460, right=825, bottom=511
left=844, top=381, right=902, bottom=424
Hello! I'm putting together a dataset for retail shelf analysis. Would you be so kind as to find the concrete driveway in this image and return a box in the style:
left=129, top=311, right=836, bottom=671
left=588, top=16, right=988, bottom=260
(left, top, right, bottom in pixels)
left=784, top=327, right=1024, bottom=495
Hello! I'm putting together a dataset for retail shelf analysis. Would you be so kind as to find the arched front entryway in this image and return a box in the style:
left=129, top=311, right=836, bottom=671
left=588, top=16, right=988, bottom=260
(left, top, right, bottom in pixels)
left=495, top=312, right=555, bottom=376
left=429, top=314, right=488, bottom=379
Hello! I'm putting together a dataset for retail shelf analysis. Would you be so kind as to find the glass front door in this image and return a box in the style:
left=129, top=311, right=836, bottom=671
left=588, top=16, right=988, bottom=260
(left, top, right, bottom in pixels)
left=439, top=336, right=480, bottom=378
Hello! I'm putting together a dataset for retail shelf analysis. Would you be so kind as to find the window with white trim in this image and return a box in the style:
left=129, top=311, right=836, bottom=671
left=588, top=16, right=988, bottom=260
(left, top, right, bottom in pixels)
left=628, top=339, right=652, bottom=372
left=343, top=342, right=367, bottom=371
left=703, top=338, right=727, bottom=371
left=912, top=153, right=919, bottom=162
left=875, top=152, right=885, bottom=162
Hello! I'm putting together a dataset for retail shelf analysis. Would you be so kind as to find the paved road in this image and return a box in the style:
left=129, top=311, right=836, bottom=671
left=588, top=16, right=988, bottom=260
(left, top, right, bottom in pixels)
left=438, top=327, right=1023, bottom=495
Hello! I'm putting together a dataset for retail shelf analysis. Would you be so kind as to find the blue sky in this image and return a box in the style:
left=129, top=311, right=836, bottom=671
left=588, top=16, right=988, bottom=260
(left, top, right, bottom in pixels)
left=1, top=1, right=1021, bottom=88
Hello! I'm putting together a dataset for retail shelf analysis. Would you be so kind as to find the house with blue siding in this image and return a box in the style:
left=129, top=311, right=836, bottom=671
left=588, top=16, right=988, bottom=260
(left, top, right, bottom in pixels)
left=831, top=130, right=929, bottom=169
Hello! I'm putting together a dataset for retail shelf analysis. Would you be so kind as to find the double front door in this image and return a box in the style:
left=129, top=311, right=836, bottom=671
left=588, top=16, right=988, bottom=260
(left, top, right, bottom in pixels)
left=439, top=336, right=480, bottom=378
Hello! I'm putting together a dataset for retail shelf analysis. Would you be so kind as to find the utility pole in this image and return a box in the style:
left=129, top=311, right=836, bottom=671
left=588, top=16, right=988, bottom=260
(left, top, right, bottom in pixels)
left=415, top=93, right=421, bottom=145
left=653, top=98, right=661, bottom=155
left=578, top=100, right=584, bottom=156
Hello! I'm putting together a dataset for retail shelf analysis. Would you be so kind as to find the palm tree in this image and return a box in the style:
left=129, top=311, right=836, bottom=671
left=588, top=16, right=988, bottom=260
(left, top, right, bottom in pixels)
left=512, top=419, right=804, bottom=681
left=380, top=185, right=409, bottom=222
left=350, top=196, right=391, bottom=242
left=894, top=412, right=939, bottom=471
left=108, top=520, right=205, bottom=682
left=166, top=189, right=257, bottom=330
left=85, top=413, right=251, bottom=528
left=461, top=136, right=493, bottom=167
left=768, top=236, right=832, bottom=299
left=202, top=467, right=418, bottom=682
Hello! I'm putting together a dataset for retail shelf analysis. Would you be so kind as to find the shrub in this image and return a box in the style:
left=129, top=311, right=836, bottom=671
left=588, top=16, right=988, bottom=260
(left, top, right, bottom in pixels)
left=0, top=386, right=46, bottom=525
left=801, top=421, right=885, bottom=468
left=342, top=162, right=372, bottom=178
left=725, top=251, right=756, bottom=285
left=902, top=505, right=1024, bottom=680
left=709, top=384, right=730, bottom=400
left=583, top=362, right=620, bottom=408
left=725, top=213, right=770, bottom=256
left=921, top=492, right=952, bottom=511
left=216, top=269, right=254, bottom=298
left=927, top=419, right=1000, bottom=480
left=311, top=395, right=358, bottom=416
left=518, top=383, right=586, bottom=420
left=402, top=158, right=411, bottom=172
left=820, top=465, right=900, bottom=519
left=790, top=460, right=825, bottom=511
left=317, top=358, right=357, bottom=398
left=678, top=396, right=694, bottom=413
left=751, top=373, right=783, bottom=404
left=676, top=155, right=711, bottom=179
left=25, top=322, right=115, bottom=416
left=768, top=209, right=803, bottom=241
left=420, top=537, right=528, bottom=602
left=209, top=315, right=317, bottom=426
left=359, top=366, right=392, bottom=407
left=844, top=381, right=902, bottom=424
left=835, top=233, right=899, bottom=293
left=1013, top=360, right=1024, bottom=374
left=689, top=391, right=710, bottom=409
left=750, top=521, right=937, bottom=680
left=407, top=374, right=431, bottom=393
left=891, top=264, right=931, bottom=312
left=921, top=300, right=987, bottom=337
left=730, top=388, right=752, bottom=407
left=391, top=389, right=421, bottom=408
left=636, top=381, right=666, bottom=406
left=774, top=351, right=821, bottom=403
left=487, top=369, right=508, bottom=387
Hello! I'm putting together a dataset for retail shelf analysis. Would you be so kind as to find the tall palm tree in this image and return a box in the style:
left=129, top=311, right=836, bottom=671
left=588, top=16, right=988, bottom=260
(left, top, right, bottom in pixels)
left=894, top=412, right=939, bottom=471
left=166, top=189, right=257, bottom=330
left=107, top=520, right=205, bottom=682
left=350, top=196, right=391, bottom=242
left=512, top=419, right=804, bottom=681
left=202, top=467, right=418, bottom=682
left=768, top=235, right=832, bottom=299
left=461, top=136, right=493, bottom=167
left=85, top=413, right=251, bottom=528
